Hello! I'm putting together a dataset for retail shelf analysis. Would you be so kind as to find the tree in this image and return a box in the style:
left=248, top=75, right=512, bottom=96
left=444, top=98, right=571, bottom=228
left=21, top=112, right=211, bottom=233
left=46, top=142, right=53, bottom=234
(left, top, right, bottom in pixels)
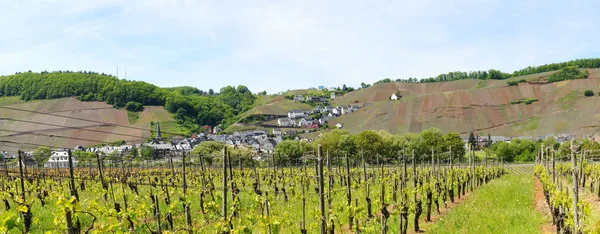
left=192, top=141, right=226, bottom=156
left=468, top=132, right=477, bottom=150
left=487, top=133, right=492, bottom=148
left=129, top=146, right=139, bottom=157
left=258, top=91, right=267, bottom=95
left=313, top=129, right=351, bottom=157
left=354, top=130, right=382, bottom=162
left=32, top=146, right=52, bottom=167
left=274, top=140, right=312, bottom=164
left=338, top=134, right=356, bottom=158
left=140, top=146, right=155, bottom=159
left=584, top=90, right=594, bottom=97
left=125, top=101, right=144, bottom=112
left=491, top=142, right=513, bottom=162
left=442, top=132, right=466, bottom=162
left=548, top=66, right=588, bottom=83
left=360, top=82, right=371, bottom=89
left=208, top=89, right=215, bottom=95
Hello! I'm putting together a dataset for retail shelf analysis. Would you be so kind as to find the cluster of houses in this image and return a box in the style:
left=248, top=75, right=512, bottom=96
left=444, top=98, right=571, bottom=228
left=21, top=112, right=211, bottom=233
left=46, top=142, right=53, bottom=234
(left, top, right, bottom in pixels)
left=463, top=133, right=576, bottom=148
left=18, top=123, right=300, bottom=168
left=278, top=104, right=365, bottom=128
left=293, top=94, right=335, bottom=103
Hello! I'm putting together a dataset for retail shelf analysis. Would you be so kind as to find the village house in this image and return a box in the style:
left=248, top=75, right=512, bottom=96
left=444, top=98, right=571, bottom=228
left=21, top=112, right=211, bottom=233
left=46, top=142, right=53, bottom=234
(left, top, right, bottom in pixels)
left=297, top=118, right=311, bottom=127
left=44, top=151, right=75, bottom=168
left=336, top=123, right=344, bottom=128
left=293, top=94, right=305, bottom=102
left=390, top=93, right=399, bottom=100
left=305, top=96, right=327, bottom=103
left=330, top=92, right=336, bottom=99
left=306, top=123, right=320, bottom=129
left=288, top=109, right=308, bottom=119
left=319, top=116, right=331, bottom=125
left=331, top=108, right=340, bottom=116
left=273, top=128, right=282, bottom=135
left=277, top=118, right=295, bottom=127
left=341, top=106, right=354, bottom=115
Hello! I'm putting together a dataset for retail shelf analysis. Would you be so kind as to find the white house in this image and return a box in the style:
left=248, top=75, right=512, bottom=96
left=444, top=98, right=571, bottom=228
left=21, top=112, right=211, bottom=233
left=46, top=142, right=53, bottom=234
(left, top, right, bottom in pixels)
left=391, top=93, right=399, bottom=100
left=288, top=110, right=308, bottom=119
left=44, top=151, right=75, bottom=168
left=331, top=108, right=340, bottom=116
left=277, top=118, right=295, bottom=127
left=293, top=94, right=304, bottom=102
left=330, top=92, right=336, bottom=99
left=341, top=106, right=354, bottom=115
left=273, top=128, right=282, bottom=135
left=297, top=118, right=311, bottom=126
left=336, top=123, right=344, bottom=128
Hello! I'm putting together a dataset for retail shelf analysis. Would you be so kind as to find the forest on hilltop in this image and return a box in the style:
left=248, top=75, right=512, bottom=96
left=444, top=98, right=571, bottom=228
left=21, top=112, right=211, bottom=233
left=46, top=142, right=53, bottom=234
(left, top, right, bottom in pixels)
left=374, top=58, right=600, bottom=84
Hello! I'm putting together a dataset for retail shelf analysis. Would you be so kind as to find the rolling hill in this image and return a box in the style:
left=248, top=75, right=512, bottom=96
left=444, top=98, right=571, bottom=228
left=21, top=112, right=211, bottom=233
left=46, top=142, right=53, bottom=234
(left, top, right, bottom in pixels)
left=0, top=97, right=175, bottom=153
left=328, top=69, right=600, bottom=137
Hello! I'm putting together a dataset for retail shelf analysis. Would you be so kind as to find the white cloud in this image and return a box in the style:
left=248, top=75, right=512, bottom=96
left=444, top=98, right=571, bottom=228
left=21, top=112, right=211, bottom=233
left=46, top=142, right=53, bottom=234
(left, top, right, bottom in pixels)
left=0, top=0, right=598, bottom=93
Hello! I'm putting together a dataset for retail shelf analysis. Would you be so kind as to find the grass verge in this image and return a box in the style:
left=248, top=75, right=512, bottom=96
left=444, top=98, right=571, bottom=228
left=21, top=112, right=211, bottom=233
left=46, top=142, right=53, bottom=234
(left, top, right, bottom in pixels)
left=127, top=111, right=140, bottom=124
left=427, top=172, right=544, bottom=234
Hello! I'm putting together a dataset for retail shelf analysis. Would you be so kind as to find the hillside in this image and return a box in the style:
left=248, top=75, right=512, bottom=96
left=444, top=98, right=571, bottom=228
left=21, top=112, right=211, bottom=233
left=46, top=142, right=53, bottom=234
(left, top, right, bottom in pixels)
left=0, top=71, right=257, bottom=132
left=0, top=97, right=175, bottom=153
left=329, top=68, right=600, bottom=137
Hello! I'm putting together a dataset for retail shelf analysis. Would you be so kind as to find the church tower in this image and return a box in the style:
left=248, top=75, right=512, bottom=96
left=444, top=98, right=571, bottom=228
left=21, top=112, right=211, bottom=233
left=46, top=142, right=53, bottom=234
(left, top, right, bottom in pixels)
left=156, top=121, right=163, bottom=142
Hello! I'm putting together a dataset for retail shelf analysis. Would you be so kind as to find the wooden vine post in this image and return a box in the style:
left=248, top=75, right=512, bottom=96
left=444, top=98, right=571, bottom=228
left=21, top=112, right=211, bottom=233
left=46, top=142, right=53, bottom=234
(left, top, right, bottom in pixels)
left=182, top=151, right=193, bottom=233
left=317, top=144, right=327, bottom=234
left=570, top=139, right=580, bottom=233
left=17, top=150, right=32, bottom=233
left=222, top=147, right=229, bottom=229
left=412, top=150, right=421, bottom=232
left=345, top=154, right=353, bottom=230
left=66, top=150, right=80, bottom=234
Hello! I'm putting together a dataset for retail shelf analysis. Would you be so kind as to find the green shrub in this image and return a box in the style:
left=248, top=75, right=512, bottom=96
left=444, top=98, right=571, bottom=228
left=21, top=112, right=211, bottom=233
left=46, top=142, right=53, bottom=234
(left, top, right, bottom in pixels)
left=584, top=90, right=594, bottom=97
left=125, top=101, right=144, bottom=112
left=511, top=98, right=538, bottom=105
left=507, top=79, right=527, bottom=86
left=548, top=66, right=588, bottom=83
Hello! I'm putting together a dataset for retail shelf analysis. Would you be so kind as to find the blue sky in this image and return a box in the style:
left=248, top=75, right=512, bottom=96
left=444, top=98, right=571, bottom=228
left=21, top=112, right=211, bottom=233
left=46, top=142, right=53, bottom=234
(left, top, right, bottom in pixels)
left=1, top=0, right=598, bottom=93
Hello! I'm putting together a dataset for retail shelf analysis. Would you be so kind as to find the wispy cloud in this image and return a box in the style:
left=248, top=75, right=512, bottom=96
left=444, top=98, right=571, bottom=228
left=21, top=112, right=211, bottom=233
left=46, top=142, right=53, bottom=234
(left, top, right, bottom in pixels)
left=0, top=0, right=598, bottom=93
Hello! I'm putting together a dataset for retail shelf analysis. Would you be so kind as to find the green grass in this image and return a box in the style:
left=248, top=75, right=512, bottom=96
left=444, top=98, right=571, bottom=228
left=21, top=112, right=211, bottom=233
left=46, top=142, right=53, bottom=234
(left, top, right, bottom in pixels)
left=557, top=91, right=578, bottom=111
left=127, top=111, right=140, bottom=124
left=428, top=173, right=544, bottom=234
left=0, top=96, right=25, bottom=106
left=474, top=80, right=487, bottom=89
left=513, top=117, right=541, bottom=133
left=150, top=121, right=188, bottom=139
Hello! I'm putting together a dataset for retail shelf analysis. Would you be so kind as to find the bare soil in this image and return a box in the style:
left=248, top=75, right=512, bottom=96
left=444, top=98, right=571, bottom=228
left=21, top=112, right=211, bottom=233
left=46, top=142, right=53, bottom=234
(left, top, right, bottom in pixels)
left=533, top=177, right=555, bottom=234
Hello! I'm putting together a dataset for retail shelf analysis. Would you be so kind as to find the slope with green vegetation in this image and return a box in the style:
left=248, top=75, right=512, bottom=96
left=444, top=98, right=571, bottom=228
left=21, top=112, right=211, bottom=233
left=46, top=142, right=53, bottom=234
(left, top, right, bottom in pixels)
left=0, top=71, right=257, bottom=131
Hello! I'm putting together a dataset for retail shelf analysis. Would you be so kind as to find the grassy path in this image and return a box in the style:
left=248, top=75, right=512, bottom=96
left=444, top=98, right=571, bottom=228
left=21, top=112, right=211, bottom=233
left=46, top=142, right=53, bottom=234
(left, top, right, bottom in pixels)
left=427, top=172, right=545, bottom=234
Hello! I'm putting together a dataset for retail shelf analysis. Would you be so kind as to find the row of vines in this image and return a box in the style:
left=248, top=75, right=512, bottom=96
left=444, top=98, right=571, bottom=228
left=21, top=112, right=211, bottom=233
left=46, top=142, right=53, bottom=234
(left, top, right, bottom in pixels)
left=535, top=142, right=600, bottom=234
left=0, top=146, right=507, bottom=233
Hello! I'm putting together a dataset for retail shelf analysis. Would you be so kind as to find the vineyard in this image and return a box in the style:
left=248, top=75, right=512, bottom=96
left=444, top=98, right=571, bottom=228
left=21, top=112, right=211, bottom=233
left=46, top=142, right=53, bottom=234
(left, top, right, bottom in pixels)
left=0, top=146, right=510, bottom=234
left=3, top=140, right=600, bottom=233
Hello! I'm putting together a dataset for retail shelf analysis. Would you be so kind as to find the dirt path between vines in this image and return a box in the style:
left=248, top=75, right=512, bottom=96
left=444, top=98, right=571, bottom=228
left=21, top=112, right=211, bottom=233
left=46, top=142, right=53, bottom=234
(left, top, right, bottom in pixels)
left=533, top=177, right=555, bottom=234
